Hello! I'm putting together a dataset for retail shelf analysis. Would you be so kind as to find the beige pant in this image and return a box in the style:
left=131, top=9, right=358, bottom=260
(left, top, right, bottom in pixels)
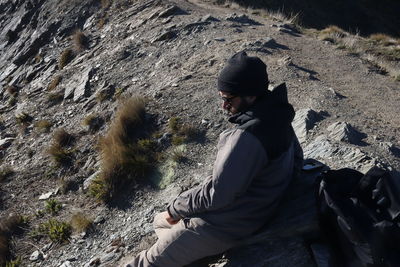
left=124, top=212, right=234, bottom=267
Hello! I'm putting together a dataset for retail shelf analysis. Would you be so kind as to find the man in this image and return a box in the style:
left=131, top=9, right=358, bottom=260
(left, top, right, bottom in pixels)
left=125, top=51, right=303, bottom=267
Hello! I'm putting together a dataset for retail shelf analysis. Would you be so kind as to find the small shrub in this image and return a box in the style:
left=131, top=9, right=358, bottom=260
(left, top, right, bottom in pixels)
left=113, top=87, right=124, bottom=99
left=58, top=48, right=74, bottom=69
left=7, top=97, right=17, bottom=107
left=15, top=112, right=32, bottom=125
left=47, top=76, right=61, bottom=91
left=90, top=97, right=153, bottom=202
left=36, top=219, right=71, bottom=243
left=47, top=144, right=73, bottom=166
left=83, top=114, right=104, bottom=133
left=72, top=30, right=89, bottom=51
left=70, top=212, right=92, bottom=233
left=53, top=128, right=74, bottom=147
left=34, top=54, right=42, bottom=64
left=0, top=166, right=14, bottom=182
left=0, top=215, right=26, bottom=265
left=171, top=148, right=185, bottom=163
left=44, top=199, right=62, bottom=215
left=5, top=257, right=22, bottom=267
left=171, top=135, right=185, bottom=146
left=34, top=120, right=52, bottom=133
left=100, top=0, right=111, bottom=9
left=97, top=17, right=107, bottom=29
left=47, top=91, right=64, bottom=105
left=5, top=86, right=18, bottom=97
left=168, top=117, right=180, bottom=133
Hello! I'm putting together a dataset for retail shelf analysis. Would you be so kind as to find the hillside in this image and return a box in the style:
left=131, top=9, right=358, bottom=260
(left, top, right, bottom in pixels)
left=0, top=0, right=399, bottom=266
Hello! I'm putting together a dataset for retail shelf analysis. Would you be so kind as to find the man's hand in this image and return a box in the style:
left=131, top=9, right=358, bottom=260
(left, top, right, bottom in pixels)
left=165, top=211, right=180, bottom=225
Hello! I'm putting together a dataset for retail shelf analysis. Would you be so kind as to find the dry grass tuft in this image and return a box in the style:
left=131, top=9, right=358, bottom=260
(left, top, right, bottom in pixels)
left=83, top=114, right=104, bottom=133
left=5, top=86, right=18, bottom=97
left=58, top=48, right=74, bottom=70
left=0, top=215, right=26, bottom=265
left=319, top=25, right=347, bottom=43
left=168, top=117, right=198, bottom=145
left=70, top=212, right=92, bottom=233
left=47, top=144, right=74, bottom=167
left=0, top=166, right=14, bottom=182
left=34, top=120, right=53, bottom=133
left=47, top=91, right=64, bottom=105
left=47, top=75, right=61, bottom=91
left=53, top=128, right=75, bottom=147
left=73, top=30, right=89, bottom=51
left=89, top=97, right=155, bottom=202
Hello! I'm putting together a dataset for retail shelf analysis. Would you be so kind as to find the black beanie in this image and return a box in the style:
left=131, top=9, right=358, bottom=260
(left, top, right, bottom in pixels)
left=217, top=51, right=269, bottom=96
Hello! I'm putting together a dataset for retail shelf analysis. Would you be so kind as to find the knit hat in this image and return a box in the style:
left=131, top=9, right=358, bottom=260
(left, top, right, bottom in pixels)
left=217, top=51, right=269, bottom=96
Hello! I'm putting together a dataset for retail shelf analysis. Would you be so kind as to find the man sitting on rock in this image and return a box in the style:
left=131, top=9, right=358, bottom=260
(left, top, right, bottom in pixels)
left=124, top=51, right=303, bottom=267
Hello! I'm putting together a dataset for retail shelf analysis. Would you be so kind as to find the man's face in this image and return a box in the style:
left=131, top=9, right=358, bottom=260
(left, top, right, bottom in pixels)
left=219, top=91, right=254, bottom=115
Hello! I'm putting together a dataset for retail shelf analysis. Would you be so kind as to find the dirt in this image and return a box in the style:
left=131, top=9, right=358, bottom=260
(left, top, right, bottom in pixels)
left=0, top=0, right=399, bottom=266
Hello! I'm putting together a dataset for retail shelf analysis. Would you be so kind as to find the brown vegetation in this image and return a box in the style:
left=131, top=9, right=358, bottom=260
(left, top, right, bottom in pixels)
left=58, top=48, right=74, bottom=69
left=0, top=215, right=26, bottom=266
left=73, top=30, right=89, bottom=51
left=89, top=97, right=157, bottom=202
left=47, top=75, right=62, bottom=91
left=70, top=212, right=92, bottom=233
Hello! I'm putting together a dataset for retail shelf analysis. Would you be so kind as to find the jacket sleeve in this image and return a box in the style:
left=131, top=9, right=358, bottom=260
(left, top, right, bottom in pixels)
left=167, top=128, right=268, bottom=219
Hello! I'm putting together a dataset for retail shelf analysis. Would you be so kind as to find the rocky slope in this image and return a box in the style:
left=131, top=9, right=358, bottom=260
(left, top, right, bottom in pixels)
left=0, top=0, right=399, bottom=266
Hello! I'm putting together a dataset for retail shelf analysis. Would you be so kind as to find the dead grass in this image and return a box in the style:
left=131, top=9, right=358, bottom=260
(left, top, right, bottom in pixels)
left=168, top=117, right=198, bottom=145
left=53, top=128, right=75, bottom=147
left=34, top=120, right=53, bottom=133
left=47, top=144, right=74, bottom=167
left=47, top=91, right=64, bottom=105
left=89, top=97, right=156, bottom=202
left=70, top=212, right=92, bottom=233
left=5, top=85, right=18, bottom=97
left=0, top=166, right=14, bottom=182
left=72, top=30, right=89, bottom=51
left=58, top=48, right=74, bottom=70
left=83, top=114, right=104, bottom=133
left=47, top=75, right=61, bottom=91
left=0, top=215, right=26, bottom=266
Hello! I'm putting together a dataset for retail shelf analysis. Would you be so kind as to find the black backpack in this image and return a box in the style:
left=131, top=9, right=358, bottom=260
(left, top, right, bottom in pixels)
left=316, top=166, right=400, bottom=267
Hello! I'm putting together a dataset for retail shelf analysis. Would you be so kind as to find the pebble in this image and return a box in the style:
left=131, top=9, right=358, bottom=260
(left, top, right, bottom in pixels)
left=29, top=250, right=43, bottom=261
left=59, top=260, right=72, bottom=267
left=39, top=191, right=53, bottom=200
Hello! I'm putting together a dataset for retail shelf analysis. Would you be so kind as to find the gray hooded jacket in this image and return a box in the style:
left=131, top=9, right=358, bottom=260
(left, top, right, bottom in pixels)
left=167, top=83, right=303, bottom=240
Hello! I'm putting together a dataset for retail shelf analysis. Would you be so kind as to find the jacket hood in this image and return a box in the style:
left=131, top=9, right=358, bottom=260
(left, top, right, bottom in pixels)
left=228, top=83, right=295, bottom=127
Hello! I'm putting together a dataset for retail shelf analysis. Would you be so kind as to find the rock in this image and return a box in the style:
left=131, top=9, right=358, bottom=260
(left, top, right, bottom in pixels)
left=379, top=142, right=400, bottom=158
left=151, top=30, right=176, bottom=42
left=292, top=108, right=323, bottom=143
left=225, top=13, right=261, bottom=25
left=94, top=215, right=105, bottom=224
left=327, top=121, right=365, bottom=145
left=201, top=15, right=220, bottom=22
left=83, top=171, right=101, bottom=190
left=304, top=135, right=370, bottom=170
left=64, top=67, right=94, bottom=102
left=0, top=137, right=15, bottom=150
left=214, top=37, right=225, bottom=42
left=29, top=250, right=43, bottom=261
left=158, top=5, right=181, bottom=18
left=278, top=55, right=293, bottom=66
left=59, top=261, right=72, bottom=267
left=39, top=191, right=54, bottom=200
left=100, top=251, right=117, bottom=263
